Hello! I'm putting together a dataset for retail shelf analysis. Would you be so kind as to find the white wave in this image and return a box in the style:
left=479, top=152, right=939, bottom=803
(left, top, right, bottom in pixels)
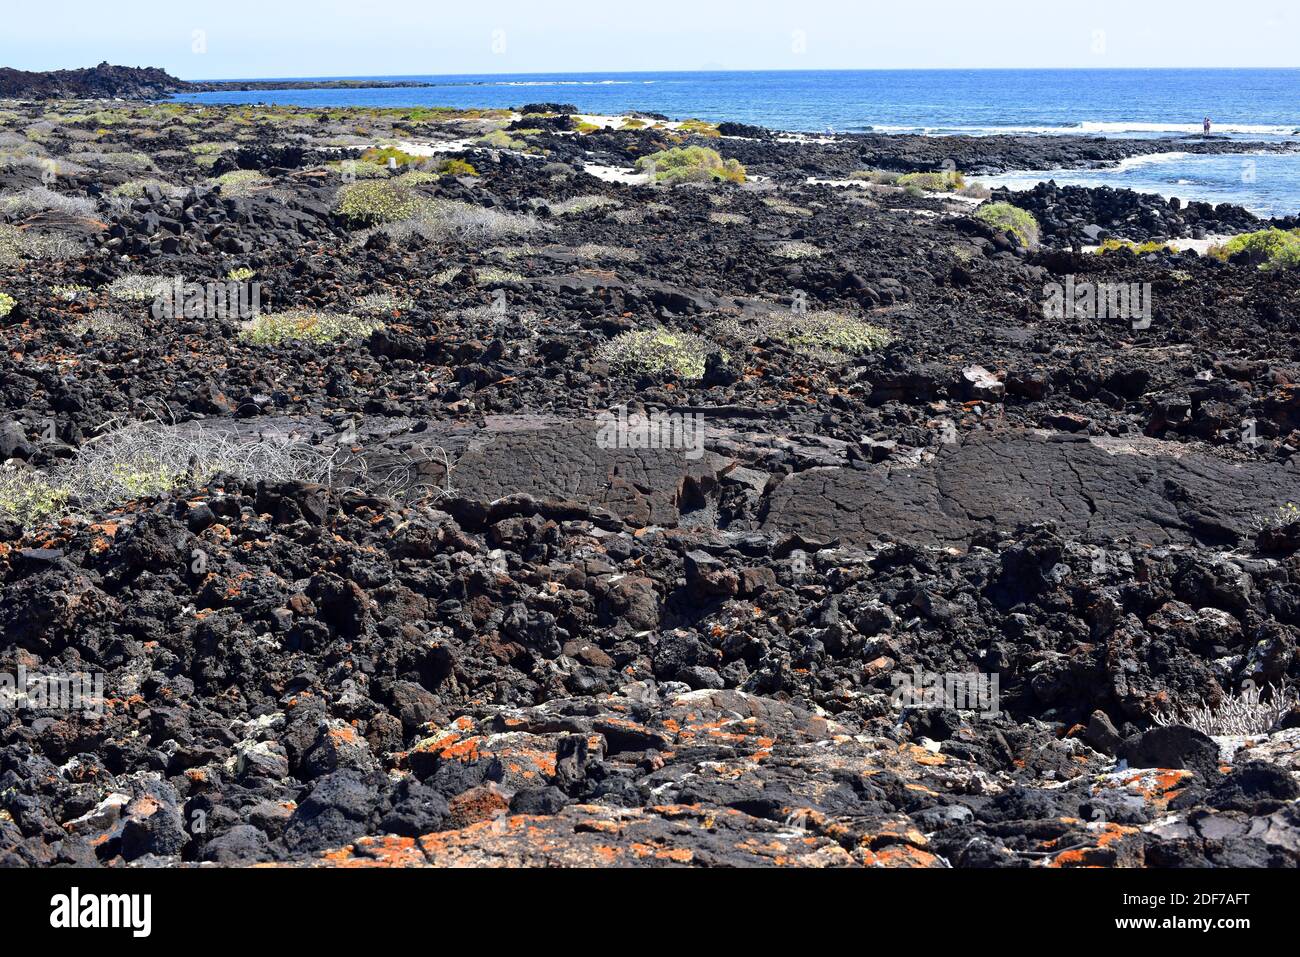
left=862, top=120, right=1300, bottom=138
left=1079, top=120, right=1298, bottom=136
left=485, top=80, right=639, bottom=87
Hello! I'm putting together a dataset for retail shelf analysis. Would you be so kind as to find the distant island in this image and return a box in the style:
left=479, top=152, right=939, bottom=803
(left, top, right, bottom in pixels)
left=0, top=62, right=435, bottom=100
left=0, top=62, right=190, bottom=100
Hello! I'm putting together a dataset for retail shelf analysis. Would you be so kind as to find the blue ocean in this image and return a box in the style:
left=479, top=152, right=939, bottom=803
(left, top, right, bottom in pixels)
left=174, top=69, right=1300, bottom=216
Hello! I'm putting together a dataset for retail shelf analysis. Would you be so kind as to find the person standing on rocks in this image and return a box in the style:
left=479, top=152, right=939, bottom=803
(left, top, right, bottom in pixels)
left=1203, top=116, right=1212, bottom=134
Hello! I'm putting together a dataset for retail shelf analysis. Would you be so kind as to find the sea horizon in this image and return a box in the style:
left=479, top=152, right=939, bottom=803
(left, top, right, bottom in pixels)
left=172, top=67, right=1300, bottom=215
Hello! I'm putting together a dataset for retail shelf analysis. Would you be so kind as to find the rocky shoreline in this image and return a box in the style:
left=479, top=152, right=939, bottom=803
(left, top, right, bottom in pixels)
left=1, top=96, right=1299, bottom=869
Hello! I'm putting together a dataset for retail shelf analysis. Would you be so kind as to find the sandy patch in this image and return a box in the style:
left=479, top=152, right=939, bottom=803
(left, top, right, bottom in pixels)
left=584, top=162, right=651, bottom=185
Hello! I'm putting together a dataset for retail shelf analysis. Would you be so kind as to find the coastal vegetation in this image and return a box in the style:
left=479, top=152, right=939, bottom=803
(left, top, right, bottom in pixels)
left=975, top=201, right=1041, bottom=247
left=334, top=179, right=422, bottom=226
left=239, top=309, right=382, bottom=345
left=598, top=328, right=719, bottom=379
left=636, top=145, right=746, bottom=184
left=724, top=310, right=892, bottom=360
left=1096, top=238, right=1175, bottom=255
left=1209, top=227, right=1300, bottom=270
left=897, top=170, right=965, bottom=192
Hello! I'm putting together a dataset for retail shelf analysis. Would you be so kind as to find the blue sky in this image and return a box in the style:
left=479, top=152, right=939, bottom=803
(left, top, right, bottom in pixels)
left=3, top=1, right=1297, bottom=77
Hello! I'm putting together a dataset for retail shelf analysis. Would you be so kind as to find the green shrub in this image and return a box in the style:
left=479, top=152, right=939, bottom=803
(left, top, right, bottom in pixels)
left=1096, top=238, right=1173, bottom=255
left=0, top=465, right=67, bottom=527
left=975, top=202, right=1040, bottom=248
left=1208, top=228, right=1300, bottom=270
left=334, top=179, right=421, bottom=227
left=360, top=145, right=420, bottom=167
left=437, top=158, right=479, bottom=177
left=189, top=141, right=235, bottom=156
left=678, top=119, right=721, bottom=138
left=599, top=328, right=719, bottom=380
left=709, top=211, right=749, bottom=225
left=331, top=159, right=389, bottom=179
left=534, top=194, right=621, bottom=216
left=764, top=311, right=891, bottom=358
left=110, top=178, right=177, bottom=198
left=897, top=170, right=965, bottom=193
left=71, top=309, right=136, bottom=338
left=240, top=310, right=382, bottom=345
left=214, top=169, right=269, bottom=196
left=621, top=118, right=646, bottom=130
left=477, top=129, right=527, bottom=150
left=52, top=284, right=90, bottom=301
left=226, top=267, right=256, bottom=282
left=106, top=274, right=176, bottom=302
left=0, top=292, right=14, bottom=318
left=848, top=170, right=902, bottom=185
left=770, top=240, right=822, bottom=260
left=726, top=311, right=892, bottom=361
left=354, top=292, right=413, bottom=316
left=636, top=146, right=745, bottom=185
left=397, top=170, right=441, bottom=185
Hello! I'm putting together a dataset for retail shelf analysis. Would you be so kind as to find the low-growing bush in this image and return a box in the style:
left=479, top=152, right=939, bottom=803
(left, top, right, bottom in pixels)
left=477, top=129, right=527, bottom=150
left=71, top=308, right=136, bottom=338
left=1, top=422, right=339, bottom=528
left=482, top=266, right=530, bottom=284
left=0, top=186, right=97, bottom=219
left=106, top=274, right=176, bottom=303
left=636, top=146, right=746, bottom=185
left=331, top=158, right=389, bottom=179
left=725, top=310, right=892, bottom=361
left=599, top=328, right=719, bottom=380
left=226, top=267, right=256, bottom=282
left=1208, top=228, right=1300, bottom=270
left=334, top=179, right=422, bottom=227
left=354, top=291, right=413, bottom=316
left=0, top=292, right=15, bottom=318
left=1096, top=238, right=1174, bottom=255
left=214, top=169, right=269, bottom=197
left=975, top=202, right=1040, bottom=248
left=848, top=170, right=902, bottom=185
left=533, top=194, right=621, bottom=216
left=361, top=145, right=420, bottom=167
left=708, top=211, right=749, bottom=225
left=770, top=240, right=822, bottom=260
left=0, top=221, right=83, bottom=263
left=762, top=197, right=813, bottom=217
left=0, top=464, right=67, bottom=527
left=437, top=157, right=479, bottom=177
left=189, top=141, right=235, bottom=156
left=678, top=119, right=721, bottom=138
left=110, top=178, right=179, bottom=199
left=51, top=283, right=90, bottom=301
left=240, top=309, right=382, bottom=345
left=71, top=150, right=154, bottom=171
left=897, top=170, right=966, bottom=193
left=1154, top=680, right=1296, bottom=736
left=369, top=198, right=542, bottom=243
